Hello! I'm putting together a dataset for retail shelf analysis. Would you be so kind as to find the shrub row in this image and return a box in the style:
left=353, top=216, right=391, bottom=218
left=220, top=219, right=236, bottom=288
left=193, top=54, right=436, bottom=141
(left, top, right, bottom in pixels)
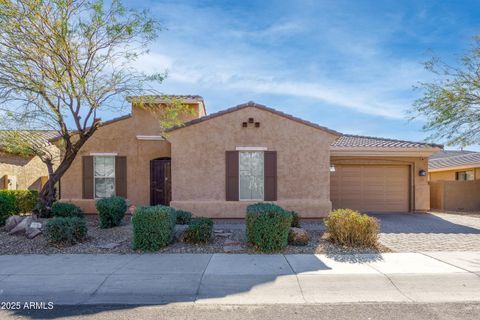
left=0, top=190, right=39, bottom=225
left=51, top=202, right=84, bottom=218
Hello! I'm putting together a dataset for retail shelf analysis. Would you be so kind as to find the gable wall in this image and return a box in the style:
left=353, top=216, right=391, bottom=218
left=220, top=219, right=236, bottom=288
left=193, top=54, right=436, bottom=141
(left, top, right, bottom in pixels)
left=168, top=106, right=337, bottom=217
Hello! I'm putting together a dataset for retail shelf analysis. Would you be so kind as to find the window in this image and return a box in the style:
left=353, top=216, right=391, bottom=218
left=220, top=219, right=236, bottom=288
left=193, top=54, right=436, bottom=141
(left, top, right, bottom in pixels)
left=239, top=151, right=264, bottom=200
left=456, top=170, right=474, bottom=181
left=94, top=156, right=115, bottom=198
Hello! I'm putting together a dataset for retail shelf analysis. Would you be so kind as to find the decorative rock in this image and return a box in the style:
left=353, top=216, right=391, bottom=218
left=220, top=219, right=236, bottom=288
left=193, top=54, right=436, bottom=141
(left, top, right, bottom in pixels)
left=8, top=216, right=32, bottom=235
left=288, top=227, right=310, bottom=246
left=174, top=225, right=188, bottom=242
left=97, top=242, right=120, bottom=249
left=25, top=227, right=42, bottom=239
left=30, top=222, right=42, bottom=229
left=223, top=245, right=243, bottom=253
left=224, top=239, right=242, bottom=245
left=216, top=232, right=232, bottom=238
left=5, top=215, right=24, bottom=232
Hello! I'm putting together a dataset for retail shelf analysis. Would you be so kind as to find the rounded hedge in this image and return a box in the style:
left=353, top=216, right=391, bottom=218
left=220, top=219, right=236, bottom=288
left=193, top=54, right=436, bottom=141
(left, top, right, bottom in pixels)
left=132, top=205, right=176, bottom=251
left=44, top=216, right=87, bottom=246
left=175, top=210, right=192, bottom=225
left=51, top=202, right=84, bottom=218
left=95, top=196, right=127, bottom=228
left=325, top=209, right=379, bottom=248
left=185, top=217, right=213, bottom=244
left=246, top=203, right=292, bottom=253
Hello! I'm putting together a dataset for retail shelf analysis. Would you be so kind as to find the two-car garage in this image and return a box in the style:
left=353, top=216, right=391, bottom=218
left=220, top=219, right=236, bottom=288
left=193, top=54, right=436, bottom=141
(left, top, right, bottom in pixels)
left=330, top=164, right=411, bottom=212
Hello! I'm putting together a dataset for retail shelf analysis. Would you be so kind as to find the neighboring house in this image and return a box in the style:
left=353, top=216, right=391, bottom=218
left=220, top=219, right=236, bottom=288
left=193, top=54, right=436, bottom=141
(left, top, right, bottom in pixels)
left=429, top=150, right=480, bottom=211
left=429, top=150, right=480, bottom=181
left=0, top=130, right=59, bottom=191
left=59, top=97, right=441, bottom=217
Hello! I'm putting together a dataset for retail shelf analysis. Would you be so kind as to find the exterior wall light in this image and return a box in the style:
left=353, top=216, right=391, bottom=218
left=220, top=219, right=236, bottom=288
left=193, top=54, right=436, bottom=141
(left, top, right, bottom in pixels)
left=329, top=164, right=336, bottom=172
left=419, top=169, right=427, bottom=176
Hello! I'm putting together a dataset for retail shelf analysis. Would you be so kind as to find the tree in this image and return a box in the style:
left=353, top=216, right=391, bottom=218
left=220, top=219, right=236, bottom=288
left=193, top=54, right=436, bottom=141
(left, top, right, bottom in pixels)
left=0, top=0, right=187, bottom=215
left=411, top=36, right=480, bottom=147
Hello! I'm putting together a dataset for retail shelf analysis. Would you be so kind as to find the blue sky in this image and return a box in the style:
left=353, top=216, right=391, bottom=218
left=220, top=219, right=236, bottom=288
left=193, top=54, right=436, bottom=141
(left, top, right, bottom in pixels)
left=115, top=0, right=480, bottom=150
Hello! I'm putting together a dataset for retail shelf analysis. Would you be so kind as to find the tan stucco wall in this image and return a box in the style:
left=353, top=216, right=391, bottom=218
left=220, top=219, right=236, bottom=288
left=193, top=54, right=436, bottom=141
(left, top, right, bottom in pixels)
left=60, top=103, right=202, bottom=213
left=168, top=106, right=338, bottom=218
left=429, top=167, right=480, bottom=181
left=331, top=156, right=430, bottom=211
left=430, top=180, right=480, bottom=211
left=0, top=145, right=60, bottom=190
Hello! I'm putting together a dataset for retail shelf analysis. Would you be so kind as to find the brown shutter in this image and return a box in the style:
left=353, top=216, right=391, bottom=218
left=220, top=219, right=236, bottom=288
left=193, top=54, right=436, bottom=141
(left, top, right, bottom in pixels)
left=115, top=156, right=127, bottom=198
left=264, top=151, right=277, bottom=201
left=82, top=156, right=94, bottom=199
left=225, top=151, right=239, bottom=201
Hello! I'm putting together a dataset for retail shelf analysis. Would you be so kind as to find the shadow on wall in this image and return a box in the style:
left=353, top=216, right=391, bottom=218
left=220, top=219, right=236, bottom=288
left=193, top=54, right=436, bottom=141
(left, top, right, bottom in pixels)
left=368, top=213, right=480, bottom=235
left=3, top=252, right=385, bottom=319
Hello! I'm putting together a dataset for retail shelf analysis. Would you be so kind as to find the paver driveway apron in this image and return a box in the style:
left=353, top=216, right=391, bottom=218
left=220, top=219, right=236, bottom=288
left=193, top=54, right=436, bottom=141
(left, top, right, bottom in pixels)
left=371, top=213, right=480, bottom=252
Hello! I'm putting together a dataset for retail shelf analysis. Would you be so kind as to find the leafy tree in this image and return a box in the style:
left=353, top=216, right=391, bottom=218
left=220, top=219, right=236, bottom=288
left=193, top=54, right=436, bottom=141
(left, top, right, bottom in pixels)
left=0, top=0, right=189, bottom=215
left=411, top=36, right=480, bottom=147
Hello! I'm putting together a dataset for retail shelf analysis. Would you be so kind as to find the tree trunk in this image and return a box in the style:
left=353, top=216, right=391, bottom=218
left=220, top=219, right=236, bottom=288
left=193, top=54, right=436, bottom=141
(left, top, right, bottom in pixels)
left=35, top=133, right=95, bottom=217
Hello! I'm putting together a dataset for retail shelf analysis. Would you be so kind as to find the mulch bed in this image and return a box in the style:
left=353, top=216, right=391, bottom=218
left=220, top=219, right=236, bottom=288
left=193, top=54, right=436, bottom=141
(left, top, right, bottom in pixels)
left=0, top=216, right=389, bottom=255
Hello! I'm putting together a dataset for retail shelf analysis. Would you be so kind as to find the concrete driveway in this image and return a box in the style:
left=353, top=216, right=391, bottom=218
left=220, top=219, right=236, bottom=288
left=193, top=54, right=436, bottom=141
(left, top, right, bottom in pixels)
left=371, top=213, right=480, bottom=252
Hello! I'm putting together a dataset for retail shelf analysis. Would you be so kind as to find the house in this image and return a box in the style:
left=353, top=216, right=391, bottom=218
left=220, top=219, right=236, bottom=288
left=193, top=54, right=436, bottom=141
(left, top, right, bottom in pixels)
left=428, top=150, right=480, bottom=211
left=429, top=150, right=480, bottom=181
left=59, top=97, right=441, bottom=217
left=0, top=130, right=59, bottom=191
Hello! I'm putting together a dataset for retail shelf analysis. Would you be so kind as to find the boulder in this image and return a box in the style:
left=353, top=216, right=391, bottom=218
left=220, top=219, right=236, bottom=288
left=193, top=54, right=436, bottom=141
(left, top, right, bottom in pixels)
left=8, top=216, right=32, bottom=236
left=174, top=224, right=188, bottom=242
left=5, top=215, right=24, bottom=232
left=25, top=227, right=42, bottom=239
left=288, top=227, right=310, bottom=246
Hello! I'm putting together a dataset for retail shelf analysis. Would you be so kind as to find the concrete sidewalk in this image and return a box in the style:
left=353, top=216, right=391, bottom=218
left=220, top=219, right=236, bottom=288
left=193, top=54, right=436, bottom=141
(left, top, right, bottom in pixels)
left=0, top=252, right=479, bottom=305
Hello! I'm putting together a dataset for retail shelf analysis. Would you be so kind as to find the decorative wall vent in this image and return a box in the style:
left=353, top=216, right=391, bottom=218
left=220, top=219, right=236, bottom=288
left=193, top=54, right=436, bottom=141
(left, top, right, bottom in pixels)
left=242, top=117, right=260, bottom=128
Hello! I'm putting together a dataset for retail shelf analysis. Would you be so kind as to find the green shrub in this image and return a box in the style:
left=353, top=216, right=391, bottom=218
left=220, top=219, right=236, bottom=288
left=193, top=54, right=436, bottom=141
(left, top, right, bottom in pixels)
left=0, top=190, right=38, bottom=224
left=0, top=192, right=17, bottom=226
left=325, top=209, right=379, bottom=248
left=44, top=217, right=87, bottom=246
left=9, top=190, right=38, bottom=213
left=175, top=210, right=192, bottom=225
left=132, top=205, right=176, bottom=251
left=246, top=203, right=292, bottom=253
left=51, top=202, right=84, bottom=218
left=185, top=217, right=213, bottom=244
left=290, top=211, right=300, bottom=228
left=95, top=196, right=127, bottom=228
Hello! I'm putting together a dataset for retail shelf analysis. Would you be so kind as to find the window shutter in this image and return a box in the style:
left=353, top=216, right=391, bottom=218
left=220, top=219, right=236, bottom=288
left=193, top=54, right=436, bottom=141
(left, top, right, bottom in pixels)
left=82, top=156, right=94, bottom=199
left=115, top=156, right=127, bottom=197
left=225, top=151, right=239, bottom=201
left=264, top=151, right=277, bottom=201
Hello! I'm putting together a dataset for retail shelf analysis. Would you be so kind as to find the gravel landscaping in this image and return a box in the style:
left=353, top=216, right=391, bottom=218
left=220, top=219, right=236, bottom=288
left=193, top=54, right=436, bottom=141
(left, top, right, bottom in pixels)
left=0, top=215, right=388, bottom=255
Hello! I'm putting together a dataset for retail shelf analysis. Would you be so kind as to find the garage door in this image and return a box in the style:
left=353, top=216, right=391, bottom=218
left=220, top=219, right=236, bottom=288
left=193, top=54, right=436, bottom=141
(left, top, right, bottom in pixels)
left=331, top=165, right=410, bottom=212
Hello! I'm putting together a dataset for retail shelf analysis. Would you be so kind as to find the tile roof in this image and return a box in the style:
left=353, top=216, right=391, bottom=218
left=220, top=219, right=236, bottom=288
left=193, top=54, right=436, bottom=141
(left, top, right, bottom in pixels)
left=126, top=95, right=204, bottom=102
left=165, top=101, right=342, bottom=136
left=429, top=152, right=480, bottom=169
left=332, top=134, right=442, bottom=149
left=429, top=150, right=477, bottom=160
left=0, top=130, right=57, bottom=151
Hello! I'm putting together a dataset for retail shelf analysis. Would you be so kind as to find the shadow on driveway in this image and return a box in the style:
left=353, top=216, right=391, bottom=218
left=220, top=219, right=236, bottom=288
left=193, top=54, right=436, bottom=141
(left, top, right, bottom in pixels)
left=368, top=213, right=480, bottom=234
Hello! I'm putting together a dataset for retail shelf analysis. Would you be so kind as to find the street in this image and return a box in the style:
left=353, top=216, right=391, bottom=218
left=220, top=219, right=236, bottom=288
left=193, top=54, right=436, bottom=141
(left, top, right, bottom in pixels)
left=1, top=302, right=479, bottom=320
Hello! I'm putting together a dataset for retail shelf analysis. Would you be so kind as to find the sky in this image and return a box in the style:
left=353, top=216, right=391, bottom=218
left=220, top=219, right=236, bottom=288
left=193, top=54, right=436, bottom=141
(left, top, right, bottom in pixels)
left=111, top=0, right=480, bottom=150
